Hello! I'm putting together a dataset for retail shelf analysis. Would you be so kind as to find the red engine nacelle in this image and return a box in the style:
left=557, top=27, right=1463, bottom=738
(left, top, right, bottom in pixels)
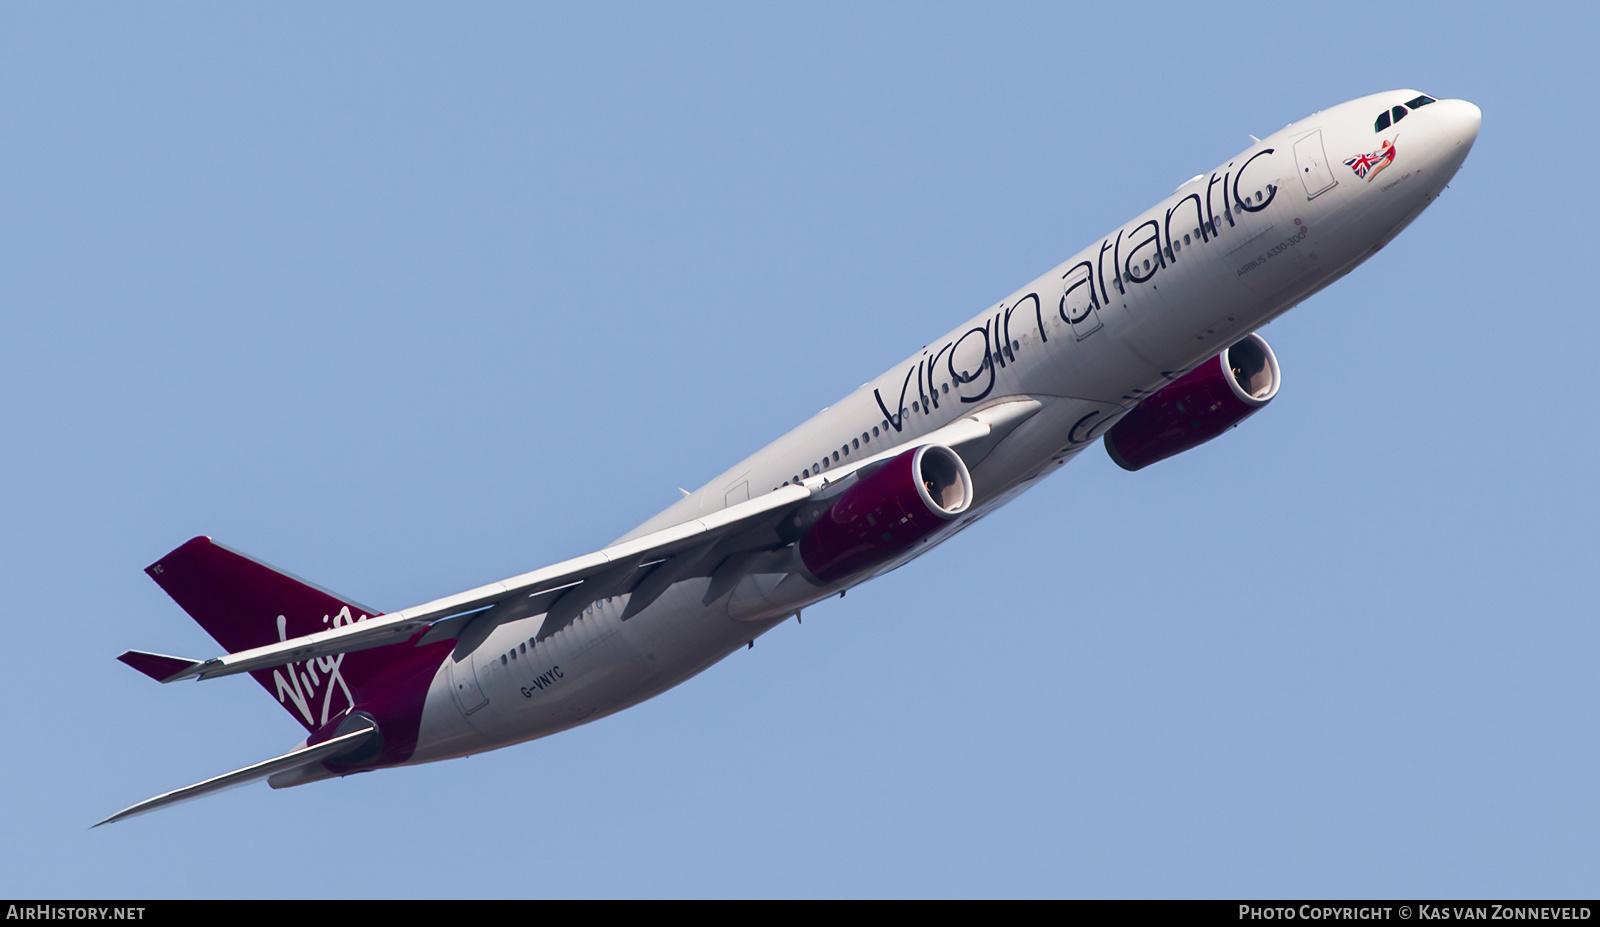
left=1104, top=333, right=1281, bottom=471
left=798, top=444, right=973, bottom=584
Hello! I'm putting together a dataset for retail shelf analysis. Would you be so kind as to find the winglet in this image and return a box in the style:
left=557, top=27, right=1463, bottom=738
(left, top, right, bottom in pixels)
left=117, top=650, right=204, bottom=684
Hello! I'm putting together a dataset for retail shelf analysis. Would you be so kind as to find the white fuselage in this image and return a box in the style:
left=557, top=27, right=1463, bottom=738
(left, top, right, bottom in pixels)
left=406, top=91, right=1480, bottom=765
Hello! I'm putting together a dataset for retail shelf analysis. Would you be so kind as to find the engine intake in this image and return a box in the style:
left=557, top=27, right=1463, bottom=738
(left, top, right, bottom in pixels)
left=1104, top=333, right=1281, bottom=471
left=798, top=444, right=972, bottom=584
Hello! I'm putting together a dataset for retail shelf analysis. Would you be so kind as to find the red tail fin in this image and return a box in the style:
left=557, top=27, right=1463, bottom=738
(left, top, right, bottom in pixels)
left=146, top=537, right=395, bottom=731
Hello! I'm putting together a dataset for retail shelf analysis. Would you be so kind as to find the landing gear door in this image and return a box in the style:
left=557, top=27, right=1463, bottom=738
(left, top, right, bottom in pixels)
left=1059, top=263, right=1103, bottom=341
left=449, top=651, right=489, bottom=715
left=1293, top=129, right=1338, bottom=199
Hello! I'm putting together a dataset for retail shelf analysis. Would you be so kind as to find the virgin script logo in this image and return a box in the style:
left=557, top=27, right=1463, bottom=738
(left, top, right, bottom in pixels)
left=271, top=607, right=366, bottom=728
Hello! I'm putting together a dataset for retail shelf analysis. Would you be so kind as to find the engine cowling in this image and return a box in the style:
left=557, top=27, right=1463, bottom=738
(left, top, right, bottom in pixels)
left=1104, top=333, right=1281, bottom=471
left=798, top=444, right=973, bottom=584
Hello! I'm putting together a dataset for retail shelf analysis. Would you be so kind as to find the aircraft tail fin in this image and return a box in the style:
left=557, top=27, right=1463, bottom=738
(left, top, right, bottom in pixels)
left=138, top=536, right=392, bottom=731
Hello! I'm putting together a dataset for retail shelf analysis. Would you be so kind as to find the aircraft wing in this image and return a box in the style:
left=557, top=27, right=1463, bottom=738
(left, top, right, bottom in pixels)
left=94, top=716, right=377, bottom=826
left=152, top=402, right=1038, bottom=683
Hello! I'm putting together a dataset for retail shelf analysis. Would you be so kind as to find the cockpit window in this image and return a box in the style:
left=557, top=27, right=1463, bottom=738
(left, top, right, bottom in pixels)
left=1376, top=95, right=1436, bottom=132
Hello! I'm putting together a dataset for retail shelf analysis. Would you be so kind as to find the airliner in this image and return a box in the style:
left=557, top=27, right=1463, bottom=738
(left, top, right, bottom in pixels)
left=101, top=90, right=1481, bottom=825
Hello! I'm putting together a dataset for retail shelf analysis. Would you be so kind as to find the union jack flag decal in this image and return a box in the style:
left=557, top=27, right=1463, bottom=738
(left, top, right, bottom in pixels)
left=1345, top=139, right=1396, bottom=181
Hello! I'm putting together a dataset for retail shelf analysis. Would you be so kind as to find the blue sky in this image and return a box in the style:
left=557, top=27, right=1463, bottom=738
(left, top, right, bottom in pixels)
left=2, top=2, right=1595, bottom=898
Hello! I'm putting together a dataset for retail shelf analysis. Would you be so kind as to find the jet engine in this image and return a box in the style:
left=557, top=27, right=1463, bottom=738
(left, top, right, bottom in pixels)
left=1104, top=333, right=1281, bottom=471
left=799, top=444, right=973, bottom=584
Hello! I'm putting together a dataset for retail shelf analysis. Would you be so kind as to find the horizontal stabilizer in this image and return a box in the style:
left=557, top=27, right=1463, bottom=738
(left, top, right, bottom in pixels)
left=94, top=716, right=376, bottom=827
left=117, top=650, right=202, bottom=683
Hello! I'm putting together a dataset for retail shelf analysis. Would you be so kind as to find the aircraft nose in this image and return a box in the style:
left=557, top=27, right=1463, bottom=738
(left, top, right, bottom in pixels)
left=1437, top=98, right=1482, bottom=152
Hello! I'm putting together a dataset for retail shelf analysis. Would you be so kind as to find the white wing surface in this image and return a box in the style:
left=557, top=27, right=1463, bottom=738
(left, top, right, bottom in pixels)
left=95, top=717, right=377, bottom=826
left=158, top=406, right=1031, bottom=682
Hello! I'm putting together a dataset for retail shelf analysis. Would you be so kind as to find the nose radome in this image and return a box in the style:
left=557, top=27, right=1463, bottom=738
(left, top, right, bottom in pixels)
left=1438, top=98, right=1482, bottom=150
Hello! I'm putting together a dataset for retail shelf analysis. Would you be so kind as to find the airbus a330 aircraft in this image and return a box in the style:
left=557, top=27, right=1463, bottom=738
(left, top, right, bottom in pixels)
left=102, top=90, right=1480, bottom=825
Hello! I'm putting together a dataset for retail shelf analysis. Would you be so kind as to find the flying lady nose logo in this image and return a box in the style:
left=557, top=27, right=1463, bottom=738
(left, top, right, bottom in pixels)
left=1345, top=139, right=1396, bottom=181
left=271, top=607, right=367, bottom=727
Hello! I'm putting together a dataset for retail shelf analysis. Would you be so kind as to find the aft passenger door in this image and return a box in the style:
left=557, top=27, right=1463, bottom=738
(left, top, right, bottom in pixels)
left=449, top=653, right=489, bottom=715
